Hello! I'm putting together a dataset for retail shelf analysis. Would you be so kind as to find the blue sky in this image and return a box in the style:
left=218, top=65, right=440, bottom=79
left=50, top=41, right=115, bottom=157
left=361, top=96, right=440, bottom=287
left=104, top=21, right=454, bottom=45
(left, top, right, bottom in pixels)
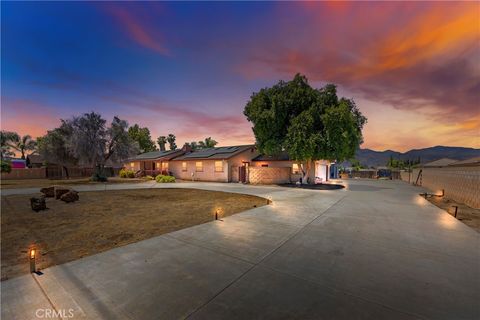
left=2, top=2, right=479, bottom=151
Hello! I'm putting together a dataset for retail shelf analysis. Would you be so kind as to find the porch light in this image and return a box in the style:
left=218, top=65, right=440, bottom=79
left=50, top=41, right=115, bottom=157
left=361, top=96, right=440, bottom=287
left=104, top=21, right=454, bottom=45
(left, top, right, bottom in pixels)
left=30, top=249, right=36, bottom=273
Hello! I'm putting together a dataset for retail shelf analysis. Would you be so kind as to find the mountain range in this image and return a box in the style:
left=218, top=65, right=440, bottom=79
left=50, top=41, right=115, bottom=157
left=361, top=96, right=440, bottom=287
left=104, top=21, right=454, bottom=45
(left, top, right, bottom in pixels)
left=351, top=146, right=480, bottom=168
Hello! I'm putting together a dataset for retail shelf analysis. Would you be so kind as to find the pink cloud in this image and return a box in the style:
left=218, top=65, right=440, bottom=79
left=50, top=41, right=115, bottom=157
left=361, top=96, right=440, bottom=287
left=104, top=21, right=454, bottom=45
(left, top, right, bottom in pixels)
left=103, top=4, right=170, bottom=56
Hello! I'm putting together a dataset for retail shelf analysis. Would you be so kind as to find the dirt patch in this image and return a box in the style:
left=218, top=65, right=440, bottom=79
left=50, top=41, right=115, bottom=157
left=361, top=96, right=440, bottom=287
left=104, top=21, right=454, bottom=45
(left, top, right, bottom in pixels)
left=0, top=177, right=146, bottom=189
left=426, top=196, right=480, bottom=233
left=1, top=188, right=268, bottom=280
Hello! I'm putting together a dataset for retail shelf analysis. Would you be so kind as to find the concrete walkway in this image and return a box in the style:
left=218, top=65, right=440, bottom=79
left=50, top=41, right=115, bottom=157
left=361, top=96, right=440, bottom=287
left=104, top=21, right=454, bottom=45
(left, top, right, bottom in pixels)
left=1, top=180, right=479, bottom=319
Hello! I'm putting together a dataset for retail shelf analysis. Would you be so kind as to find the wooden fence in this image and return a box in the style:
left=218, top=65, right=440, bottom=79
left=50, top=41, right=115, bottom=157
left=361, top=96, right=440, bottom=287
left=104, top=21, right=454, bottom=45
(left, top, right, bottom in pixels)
left=2, top=166, right=120, bottom=180
left=1, top=168, right=46, bottom=180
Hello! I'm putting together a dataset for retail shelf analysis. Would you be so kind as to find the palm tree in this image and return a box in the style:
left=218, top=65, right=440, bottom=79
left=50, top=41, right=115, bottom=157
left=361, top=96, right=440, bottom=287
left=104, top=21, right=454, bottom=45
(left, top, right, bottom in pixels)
left=1, top=131, right=19, bottom=159
left=157, top=136, right=167, bottom=151
left=9, top=134, right=37, bottom=159
left=198, top=137, right=218, bottom=149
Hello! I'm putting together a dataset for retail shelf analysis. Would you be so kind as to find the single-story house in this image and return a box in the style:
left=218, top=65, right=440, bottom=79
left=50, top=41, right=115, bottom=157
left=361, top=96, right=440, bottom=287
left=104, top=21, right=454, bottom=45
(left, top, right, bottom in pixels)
left=421, top=158, right=458, bottom=168
left=126, top=145, right=336, bottom=184
left=26, top=154, right=45, bottom=168
left=170, top=145, right=258, bottom=182
left=447, top=157, right=480, bottom=167
left=126, top=148, right=188, bottom=176
left=251, top=152, right=332, bottom=184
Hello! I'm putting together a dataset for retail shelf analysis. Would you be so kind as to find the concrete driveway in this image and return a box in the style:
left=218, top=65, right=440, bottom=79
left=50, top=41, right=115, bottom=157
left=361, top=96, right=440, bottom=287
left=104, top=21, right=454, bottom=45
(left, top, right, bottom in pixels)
left=1, top=180, right=479, bottom=319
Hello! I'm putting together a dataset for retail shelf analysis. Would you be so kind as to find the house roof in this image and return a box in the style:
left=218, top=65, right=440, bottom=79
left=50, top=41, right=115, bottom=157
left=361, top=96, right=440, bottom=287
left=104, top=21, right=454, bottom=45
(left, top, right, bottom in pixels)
left=26, top=154, right=44, bottom=164
left=252, top=152, right=291, bottom=161
left=448, top=157, right=480, bottom=167
left=422, top=158, right=458, bottom=167
left=132, top=149, right=183, bottom=161
left=173, top=145, right=255, bottom=161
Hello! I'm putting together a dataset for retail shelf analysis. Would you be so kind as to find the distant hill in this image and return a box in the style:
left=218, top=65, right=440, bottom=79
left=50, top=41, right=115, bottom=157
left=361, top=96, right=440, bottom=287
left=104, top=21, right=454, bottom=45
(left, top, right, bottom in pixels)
left=350, top=146, right=480, bottom=168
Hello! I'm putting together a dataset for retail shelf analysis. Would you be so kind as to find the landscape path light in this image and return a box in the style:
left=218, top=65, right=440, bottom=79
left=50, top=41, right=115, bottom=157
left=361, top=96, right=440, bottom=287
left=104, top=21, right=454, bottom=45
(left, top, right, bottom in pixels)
left=30, top=248, right=36, bottom=273
left=214, top=208, right=223, bottom=221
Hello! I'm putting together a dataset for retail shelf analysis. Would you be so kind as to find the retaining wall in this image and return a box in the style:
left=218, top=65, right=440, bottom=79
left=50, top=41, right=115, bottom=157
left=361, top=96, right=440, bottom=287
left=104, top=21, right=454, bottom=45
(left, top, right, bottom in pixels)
left=402, top=166, right=480, bottom=209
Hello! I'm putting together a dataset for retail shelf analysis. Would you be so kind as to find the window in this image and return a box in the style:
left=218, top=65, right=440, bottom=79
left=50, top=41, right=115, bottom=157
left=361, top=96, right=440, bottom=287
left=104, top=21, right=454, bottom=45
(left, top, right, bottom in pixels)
left=214, top=161, right=223, bottom=172
left=292, top=163, right=300, bottom=174
left=182, top=162, right=187, bottom=172
left=195, top=161, right=203, bottom=172
left=162, top=162, right=169, bottom=171
left=130, top=162, right=135, bottom=169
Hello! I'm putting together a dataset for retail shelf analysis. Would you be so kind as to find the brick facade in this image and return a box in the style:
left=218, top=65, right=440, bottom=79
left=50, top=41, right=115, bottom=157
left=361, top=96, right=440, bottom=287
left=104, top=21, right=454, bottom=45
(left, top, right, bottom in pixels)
left=249, top=167, right=291, bottom=184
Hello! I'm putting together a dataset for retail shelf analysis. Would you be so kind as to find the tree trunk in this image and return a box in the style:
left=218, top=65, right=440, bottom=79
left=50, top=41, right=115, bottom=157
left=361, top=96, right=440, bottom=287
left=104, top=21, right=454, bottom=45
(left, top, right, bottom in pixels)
left=63, top=166, right=70, bottom=179
left=300, top=160, right=313, bottom=184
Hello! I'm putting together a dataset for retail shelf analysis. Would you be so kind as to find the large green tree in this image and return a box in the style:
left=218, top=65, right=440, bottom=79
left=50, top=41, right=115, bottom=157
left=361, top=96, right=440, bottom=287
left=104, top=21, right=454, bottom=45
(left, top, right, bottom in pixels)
left=244, top=74, right=366, bottom=183
left=128, top=124, right=157, bottom=154
left=37, top=121, right=78, bottom=178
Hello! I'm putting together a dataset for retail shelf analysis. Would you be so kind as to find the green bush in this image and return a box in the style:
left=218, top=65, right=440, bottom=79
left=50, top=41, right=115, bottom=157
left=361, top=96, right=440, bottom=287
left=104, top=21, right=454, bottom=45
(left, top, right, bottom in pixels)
left=119, top=169, right=135, bottom=178
left=91, top=172, right=108, bottom=182
left=155, top=174, right=175, bottom=183
left=143, top=175, right=154, bottom=181
left=1, top=160, right=12, bottom=173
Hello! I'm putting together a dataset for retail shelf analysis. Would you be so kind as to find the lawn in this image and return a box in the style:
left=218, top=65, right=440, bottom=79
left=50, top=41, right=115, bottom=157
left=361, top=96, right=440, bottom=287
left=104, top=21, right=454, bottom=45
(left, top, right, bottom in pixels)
left=1, top=188, right=268, bottom=280
left=0, top=177, right=146, bottom=189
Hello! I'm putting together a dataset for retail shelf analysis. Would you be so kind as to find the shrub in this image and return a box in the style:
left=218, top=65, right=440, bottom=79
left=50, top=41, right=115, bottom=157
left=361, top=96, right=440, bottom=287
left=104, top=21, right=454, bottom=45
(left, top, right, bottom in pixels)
left=155, top=174, right=175, bottom=183
left=119, top=169, right=135, bottom=178
left=1, top=160, right=12, bottom=173
left=143, top=175, right=154, bottom=181
left=91, top=172, right=108, bottom=182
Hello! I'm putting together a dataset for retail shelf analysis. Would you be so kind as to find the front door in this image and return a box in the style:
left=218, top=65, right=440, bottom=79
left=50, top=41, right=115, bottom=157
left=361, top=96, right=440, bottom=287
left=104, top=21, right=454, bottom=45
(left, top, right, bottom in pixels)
left=239, top=162, right=249, bottom=183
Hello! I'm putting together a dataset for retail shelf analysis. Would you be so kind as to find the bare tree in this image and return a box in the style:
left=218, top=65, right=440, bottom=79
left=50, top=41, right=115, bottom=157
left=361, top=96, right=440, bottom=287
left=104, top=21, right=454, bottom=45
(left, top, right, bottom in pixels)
left=66, top=112, right=138, bottom=180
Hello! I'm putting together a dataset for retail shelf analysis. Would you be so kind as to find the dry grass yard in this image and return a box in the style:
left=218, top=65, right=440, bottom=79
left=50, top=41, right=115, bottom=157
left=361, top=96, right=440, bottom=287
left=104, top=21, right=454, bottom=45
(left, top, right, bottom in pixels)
left=1, top=188, right=268, bottom=280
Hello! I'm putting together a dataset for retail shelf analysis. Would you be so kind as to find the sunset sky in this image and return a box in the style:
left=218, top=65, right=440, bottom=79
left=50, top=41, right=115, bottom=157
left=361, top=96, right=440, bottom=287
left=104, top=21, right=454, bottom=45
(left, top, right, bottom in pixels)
left=1, top=2, right=479, bottom=152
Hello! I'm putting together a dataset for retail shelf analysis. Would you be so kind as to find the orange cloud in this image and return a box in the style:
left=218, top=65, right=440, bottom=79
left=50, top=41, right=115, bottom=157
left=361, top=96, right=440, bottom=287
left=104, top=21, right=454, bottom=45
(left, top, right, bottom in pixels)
left=349, top=4, right=480, bottom=78
left=1, top=99, right=62, bottom=138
